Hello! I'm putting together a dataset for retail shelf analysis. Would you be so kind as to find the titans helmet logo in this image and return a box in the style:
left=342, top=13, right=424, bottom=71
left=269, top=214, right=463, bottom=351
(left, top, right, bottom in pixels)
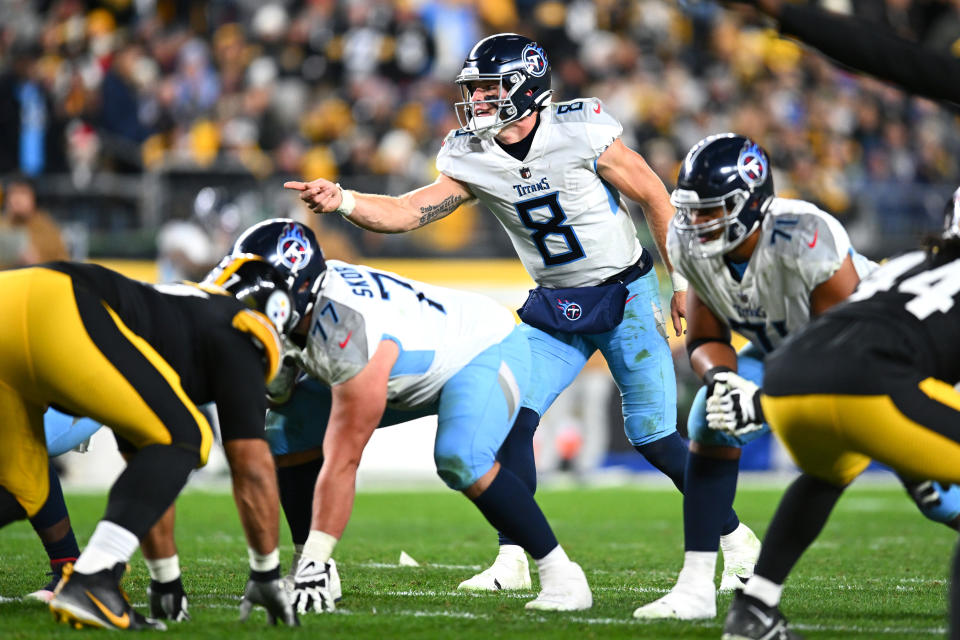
left=277, top=223, right=313, bottom=273
left=556, top=298, right=582, bottom=321
left=737, top=143, right=769, bottom=188
left=522, top=43, right=548, bottom=78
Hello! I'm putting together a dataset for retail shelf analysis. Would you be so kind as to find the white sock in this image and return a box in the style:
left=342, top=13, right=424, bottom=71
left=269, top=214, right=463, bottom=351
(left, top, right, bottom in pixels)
left=496, top=544, right=525, bottom=561
left=145, top=555, right=181, bottom=584
left=534, top=545, right=570, bottom=579
left=720, top=523, right=749, bottom=553
left=74, top=521, right=139, bottom=574
left=677, top=551, right=717, bottom=587
left=743, top=575, right=783, bottom=608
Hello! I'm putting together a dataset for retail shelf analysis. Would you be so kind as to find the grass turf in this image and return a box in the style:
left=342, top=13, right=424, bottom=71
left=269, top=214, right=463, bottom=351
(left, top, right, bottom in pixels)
left=0, top=484, right=952, bottom=639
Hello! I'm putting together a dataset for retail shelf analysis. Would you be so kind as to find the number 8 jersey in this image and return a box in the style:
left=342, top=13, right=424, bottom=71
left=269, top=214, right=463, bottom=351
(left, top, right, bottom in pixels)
left=436, top=98, right=643, bottom=288
left=282, top=261, right=517, bottom=409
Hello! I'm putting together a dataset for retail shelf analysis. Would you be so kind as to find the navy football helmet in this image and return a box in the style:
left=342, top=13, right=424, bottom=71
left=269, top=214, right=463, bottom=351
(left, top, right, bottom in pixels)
left=454, top=33, right=552, bottom=138
left=671, top=133, right=775, bottom=259
left=230, top=218, right=327, bottom=329
left=202, top=254, right=296, bottom=334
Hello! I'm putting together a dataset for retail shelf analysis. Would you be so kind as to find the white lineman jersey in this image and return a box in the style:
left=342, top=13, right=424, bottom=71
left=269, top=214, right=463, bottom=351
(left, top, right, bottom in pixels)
left=283, top=260, right=516, bottom=409
left=668, top=198, right=875, bottom=354
left=436, top=98, right=643, bottom=288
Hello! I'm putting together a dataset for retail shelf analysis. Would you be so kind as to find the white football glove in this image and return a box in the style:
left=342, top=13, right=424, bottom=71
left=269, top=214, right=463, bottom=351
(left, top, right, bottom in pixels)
left=705, top=371, right=765, bottom=436
left=291, top=557, right=339, bottom=614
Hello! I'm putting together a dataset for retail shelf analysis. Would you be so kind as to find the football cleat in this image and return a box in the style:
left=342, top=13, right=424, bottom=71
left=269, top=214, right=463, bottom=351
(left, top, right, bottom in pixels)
left=720, top=523, right=762, bottom=592
left=632, top=578, right=716, bottom=620
left=722, top=591, right=803, bottom=640
left=26, top=559, right=73, bottom=603
left=49, top=562, right=166, bottom=631
left=458, top=545, right=532, bottom=591
left=148, top=576, right=190, bottom=621
left=524, top=561, right=592, bottom=611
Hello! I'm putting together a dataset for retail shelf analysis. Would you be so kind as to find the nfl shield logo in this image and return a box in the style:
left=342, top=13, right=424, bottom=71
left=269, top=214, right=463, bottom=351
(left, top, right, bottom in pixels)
left=520, top=167, right=531, bottom=179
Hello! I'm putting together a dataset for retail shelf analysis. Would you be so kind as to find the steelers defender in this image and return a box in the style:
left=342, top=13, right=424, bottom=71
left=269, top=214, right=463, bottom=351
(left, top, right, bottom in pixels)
left=720, top=186, right=960, bottom=640
left=0, top=259, right=298, bottom=629
left=229, top=219, right=592, bottom=612
left=635, top=134, right=960, bottom=621
left=284, top=33, right=759, bottom=592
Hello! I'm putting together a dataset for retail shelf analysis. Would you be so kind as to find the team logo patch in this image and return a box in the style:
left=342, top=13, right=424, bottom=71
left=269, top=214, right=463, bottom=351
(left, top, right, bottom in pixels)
left=556, top=298, right=582, bottom=321
left=264, top=290, right=291, bottom=331
left=520, top=167, right=531, bottom=179
left=737, top=143, right=768, bottom=188
left=276, top=222, right=313, bottom=272
left=522, top=43, right=548, bottom=78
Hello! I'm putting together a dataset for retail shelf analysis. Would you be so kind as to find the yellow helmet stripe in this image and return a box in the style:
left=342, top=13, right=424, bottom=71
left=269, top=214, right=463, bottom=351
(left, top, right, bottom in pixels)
left=232, top=309, right=283, bottom=383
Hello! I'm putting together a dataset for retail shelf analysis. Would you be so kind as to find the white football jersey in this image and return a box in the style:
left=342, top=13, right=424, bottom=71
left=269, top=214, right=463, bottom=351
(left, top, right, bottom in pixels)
left=668, top=198, right=875, bottom=354
left=437, top=98, right=643, bottom=288
left=281, top=260, right=516, bottom=409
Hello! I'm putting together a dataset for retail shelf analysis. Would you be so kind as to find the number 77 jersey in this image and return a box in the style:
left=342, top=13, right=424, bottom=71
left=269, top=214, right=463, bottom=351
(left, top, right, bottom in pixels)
left=290, top=261, right=517, bottom=409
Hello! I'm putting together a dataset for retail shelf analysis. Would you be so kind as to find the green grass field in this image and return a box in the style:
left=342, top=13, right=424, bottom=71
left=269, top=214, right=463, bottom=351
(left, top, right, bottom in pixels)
left=0, top=484, right=952, bottom=639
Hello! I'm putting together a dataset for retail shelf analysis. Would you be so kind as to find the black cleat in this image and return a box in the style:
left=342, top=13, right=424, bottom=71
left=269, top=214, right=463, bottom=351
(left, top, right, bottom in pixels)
left=722, top=591, right=803, bottom=640
left=50, top=562, right=167, bottom=631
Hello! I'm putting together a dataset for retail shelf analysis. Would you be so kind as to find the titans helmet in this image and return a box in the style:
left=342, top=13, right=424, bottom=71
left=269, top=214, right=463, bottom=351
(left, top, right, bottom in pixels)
left=230, top=218, right=327, bottom=329
left=454, top=33, right=552, bottom=138
left=671, top=133, right=775, bottom=259
left=202, top=254, right=296, bottom=334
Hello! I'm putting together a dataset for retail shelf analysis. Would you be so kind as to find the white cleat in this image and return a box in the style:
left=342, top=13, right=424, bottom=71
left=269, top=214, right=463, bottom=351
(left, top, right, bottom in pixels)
left=458, top=545, right=532, bottom=591
left=719, top=523, right=761, bottom=592
left=525, top=561, right=592, bottom=611
left=632, top=580, right=716, bottom=620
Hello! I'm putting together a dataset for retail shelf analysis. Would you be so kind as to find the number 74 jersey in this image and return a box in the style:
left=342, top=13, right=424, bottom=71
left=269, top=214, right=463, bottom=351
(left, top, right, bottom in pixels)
left=284, top=260, right=517, bottom=409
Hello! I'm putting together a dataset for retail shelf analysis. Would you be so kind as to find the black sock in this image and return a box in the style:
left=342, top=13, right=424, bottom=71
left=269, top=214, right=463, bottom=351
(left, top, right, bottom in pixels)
left=104, top=444, right=199, bottom=540
left=755, top=472, right=845, bottom=584
left=496, top=408, right=539, bottom=546
left=684, top=451, right=741, bottom=551
left=633, top=432, right=687, bottom=491
left=0, top=486, right=27, bottom=528
left=277, top=456, right=324, bottom=546
left=30, top=464, right=80, bottom=564
left=470, top=466, right=557, bottom=560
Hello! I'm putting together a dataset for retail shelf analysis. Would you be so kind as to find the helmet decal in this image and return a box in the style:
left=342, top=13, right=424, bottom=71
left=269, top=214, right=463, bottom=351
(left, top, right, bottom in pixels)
left=276, top=222, right=313, bottom=272
left=264, top=289, right=292, bottom=332
left=737, top=142, right=768, bottom=188
left=522, top=43, right=548, bottom=78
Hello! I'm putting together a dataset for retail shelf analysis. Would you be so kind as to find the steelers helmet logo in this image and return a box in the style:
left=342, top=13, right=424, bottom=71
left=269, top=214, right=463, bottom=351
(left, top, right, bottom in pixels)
left=276, top=222, right=313, bottom=273
left=521, top=43, right=548, bottom=78
left=264, top=289, right=292, bottom=332
left=737, top=143, right=769, bottom=188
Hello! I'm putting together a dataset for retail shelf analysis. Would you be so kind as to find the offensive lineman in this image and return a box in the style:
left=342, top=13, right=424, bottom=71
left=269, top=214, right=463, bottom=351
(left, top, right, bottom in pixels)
left=227, top=218, right=592, bottom=612
left=285, top=32, right=755, bottom=590
left=0, top=259, right=298, bottom=629
left=722, top=188, right=960, bottom=639
left=634, top=134, right=960, bottom=622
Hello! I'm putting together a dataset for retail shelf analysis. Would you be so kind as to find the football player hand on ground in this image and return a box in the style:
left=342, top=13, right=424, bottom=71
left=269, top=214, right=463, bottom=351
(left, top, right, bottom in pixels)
left=291, top=558, right=339, bottom=614
left=239, top=571, right=299, bottom=626
left=147, top=576, right=190, bottom=622
left=706, top=371, right=765, bottom=436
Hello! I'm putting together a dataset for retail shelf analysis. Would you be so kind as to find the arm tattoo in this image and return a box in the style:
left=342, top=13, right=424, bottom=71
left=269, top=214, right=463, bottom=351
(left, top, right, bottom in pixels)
left=418, top=195, right=463, bottom=226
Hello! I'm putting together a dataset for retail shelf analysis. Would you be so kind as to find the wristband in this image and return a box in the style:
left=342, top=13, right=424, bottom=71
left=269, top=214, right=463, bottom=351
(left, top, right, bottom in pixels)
left=670, top=271, right=688, bottom=292
left=302, top=530, right=338, bottom=565
left=703, top=365, right=735, bottom=387
left=248, top=546, right=280, bottom=573
left=334, top=183, right=356, bottom=217
left=145, top=554, right=181, bottom=584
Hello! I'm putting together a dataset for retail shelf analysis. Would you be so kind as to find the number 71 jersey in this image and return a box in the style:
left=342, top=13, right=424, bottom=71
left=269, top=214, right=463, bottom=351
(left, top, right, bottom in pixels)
left=291, top=261, right=517, bottom=409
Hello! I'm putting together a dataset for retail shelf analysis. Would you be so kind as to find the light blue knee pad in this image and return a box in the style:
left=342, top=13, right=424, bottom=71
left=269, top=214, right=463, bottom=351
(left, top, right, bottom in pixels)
left=687, top=344, right=769, bottom=447
left=44, top=408, right=102, bottom=457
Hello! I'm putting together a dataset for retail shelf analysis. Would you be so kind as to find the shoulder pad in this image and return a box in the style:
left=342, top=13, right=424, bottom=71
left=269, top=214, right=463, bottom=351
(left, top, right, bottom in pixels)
left=550, top=98, right=619, bottom=126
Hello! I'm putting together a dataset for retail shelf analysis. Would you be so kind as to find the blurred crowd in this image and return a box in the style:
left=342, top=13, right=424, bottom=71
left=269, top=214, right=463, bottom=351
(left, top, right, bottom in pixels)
left=0, top=0, right=959, bottom=260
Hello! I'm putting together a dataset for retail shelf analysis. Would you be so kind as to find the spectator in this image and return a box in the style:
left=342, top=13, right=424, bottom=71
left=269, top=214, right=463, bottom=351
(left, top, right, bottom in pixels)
left=0, top=176, right=68, bottom=268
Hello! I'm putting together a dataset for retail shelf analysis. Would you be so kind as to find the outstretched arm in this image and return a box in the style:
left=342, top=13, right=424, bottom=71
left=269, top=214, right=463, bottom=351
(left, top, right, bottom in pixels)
left=284, top=174, right=474, bottom=233
left=596, top=138, right=686, bottom=334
